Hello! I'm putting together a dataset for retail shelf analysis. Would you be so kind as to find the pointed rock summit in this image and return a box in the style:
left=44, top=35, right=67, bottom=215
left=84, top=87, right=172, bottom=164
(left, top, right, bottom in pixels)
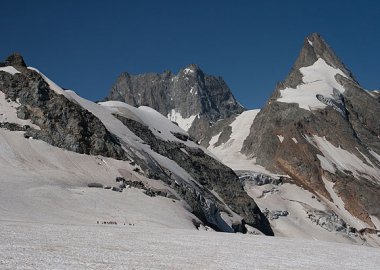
left=283, top=33, right=355, bottom=88
left=4, top=53, right=27, bottom=67
left=242, top=33, right=380, bottom=231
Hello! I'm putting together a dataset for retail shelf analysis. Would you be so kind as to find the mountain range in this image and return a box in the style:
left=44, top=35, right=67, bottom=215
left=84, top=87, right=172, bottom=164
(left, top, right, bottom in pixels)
left=106, top=33, right=380, bottom=246
left=1, top=32, right=379, bottom=251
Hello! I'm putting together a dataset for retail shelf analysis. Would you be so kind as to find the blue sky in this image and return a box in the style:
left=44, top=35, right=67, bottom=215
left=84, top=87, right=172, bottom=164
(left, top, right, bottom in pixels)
left=1, top=0, right=379, bottom=109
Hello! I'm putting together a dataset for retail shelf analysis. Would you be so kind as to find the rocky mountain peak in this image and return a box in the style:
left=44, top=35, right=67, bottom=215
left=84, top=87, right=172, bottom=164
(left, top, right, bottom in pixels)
left=4, top=53, right=27, bottom=67
left=242, top=33, right=380, bottom=234
left=281, top=33, right=356, bottom=89
left=180, top=64, right=203, bottom=76
left=106, top=64, right=245, bottom=141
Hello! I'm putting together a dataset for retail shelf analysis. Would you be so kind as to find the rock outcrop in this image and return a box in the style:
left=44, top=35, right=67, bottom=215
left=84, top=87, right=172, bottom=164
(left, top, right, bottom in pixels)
left=0, top=56, right=127, bottom=160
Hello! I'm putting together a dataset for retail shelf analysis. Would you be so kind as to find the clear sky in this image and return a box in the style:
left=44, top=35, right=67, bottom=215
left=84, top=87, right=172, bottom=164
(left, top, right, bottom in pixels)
left=1, top=0, right=379, bottom=109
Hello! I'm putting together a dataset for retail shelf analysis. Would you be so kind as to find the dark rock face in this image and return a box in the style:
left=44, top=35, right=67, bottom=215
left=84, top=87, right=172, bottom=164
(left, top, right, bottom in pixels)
left=106, top=64, right=245, bottom=142
left=0, top=57, right=127, bottom=160
left=3, top=53, right=27, bottom=67
left=242, top=33, right=380, bottom=227
left=0, top=122, right=30, bottom=132
left=113, top=113, right=273, bottom=235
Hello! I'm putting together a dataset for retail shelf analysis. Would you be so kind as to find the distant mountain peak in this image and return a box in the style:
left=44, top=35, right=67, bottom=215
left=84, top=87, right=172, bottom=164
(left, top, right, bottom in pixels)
left=5, top=53, right=27, bottom=67
left=106, top=64, right=244, bottom=141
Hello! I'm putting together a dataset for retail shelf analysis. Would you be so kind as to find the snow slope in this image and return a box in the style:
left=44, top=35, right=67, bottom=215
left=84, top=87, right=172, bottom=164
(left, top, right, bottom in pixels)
left=1, top=221, right=379, bottom=270
left=277, top=58, right=347, bottom=111
left=244, top=179, right=380, bottom=245
left=207, top=109, right=273, bottom=175
left=99, top=101, right=199, bottom=148
left=0, top=128, right=196, bottom=228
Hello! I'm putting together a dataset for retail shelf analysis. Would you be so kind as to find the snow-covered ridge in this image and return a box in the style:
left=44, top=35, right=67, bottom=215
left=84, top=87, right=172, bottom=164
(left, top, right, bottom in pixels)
left=27, top=67, right=74, bottom=100
left=99, top=101, right=199, bottom=148
left=277, top=58, right=348, bottom=111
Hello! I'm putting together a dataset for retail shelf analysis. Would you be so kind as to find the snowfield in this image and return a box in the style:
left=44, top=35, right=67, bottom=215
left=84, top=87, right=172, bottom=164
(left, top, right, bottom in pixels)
left=1, top=221, right=380, bottom=270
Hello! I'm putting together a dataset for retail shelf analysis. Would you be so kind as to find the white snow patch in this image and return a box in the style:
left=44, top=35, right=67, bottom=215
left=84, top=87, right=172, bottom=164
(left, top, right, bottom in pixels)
left=167, top=109, right=197, bottom=132
left=370, top=215, right=380, bottom=229
left=317, top=154, right=336, bottom=174
left=183, top=68, right=194, bottom=75
left=357, top=148, right=376, bottom=167
left=207, top=110, right=275, bottom=175
left=0, top=66, right=20, bottom=75
left=277, top=135, right=284, bottom=143
left=189, top=86, right=197, bottom=95
left=0, top=91, right=40, bottom=129
left=209, top=131, right=222, bottom=148
left=277, top=58, right=348, bottom=111
left=307, top=38, right=313, bottom=46
left=369, top=149, right=380, bottom=163
left=292, top=137, right=298, bottom=144
left=310, top=135, right=380, bottom=180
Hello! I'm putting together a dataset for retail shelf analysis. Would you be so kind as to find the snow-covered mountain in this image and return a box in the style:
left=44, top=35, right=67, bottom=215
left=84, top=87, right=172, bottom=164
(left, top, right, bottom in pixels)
left=1, top=32, right=380, bottom=269
left=0, top=53, right=273, bottom=235
left=211, top=33, right=380, bottom=246
left=105, top=33, right=380, bottom=247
